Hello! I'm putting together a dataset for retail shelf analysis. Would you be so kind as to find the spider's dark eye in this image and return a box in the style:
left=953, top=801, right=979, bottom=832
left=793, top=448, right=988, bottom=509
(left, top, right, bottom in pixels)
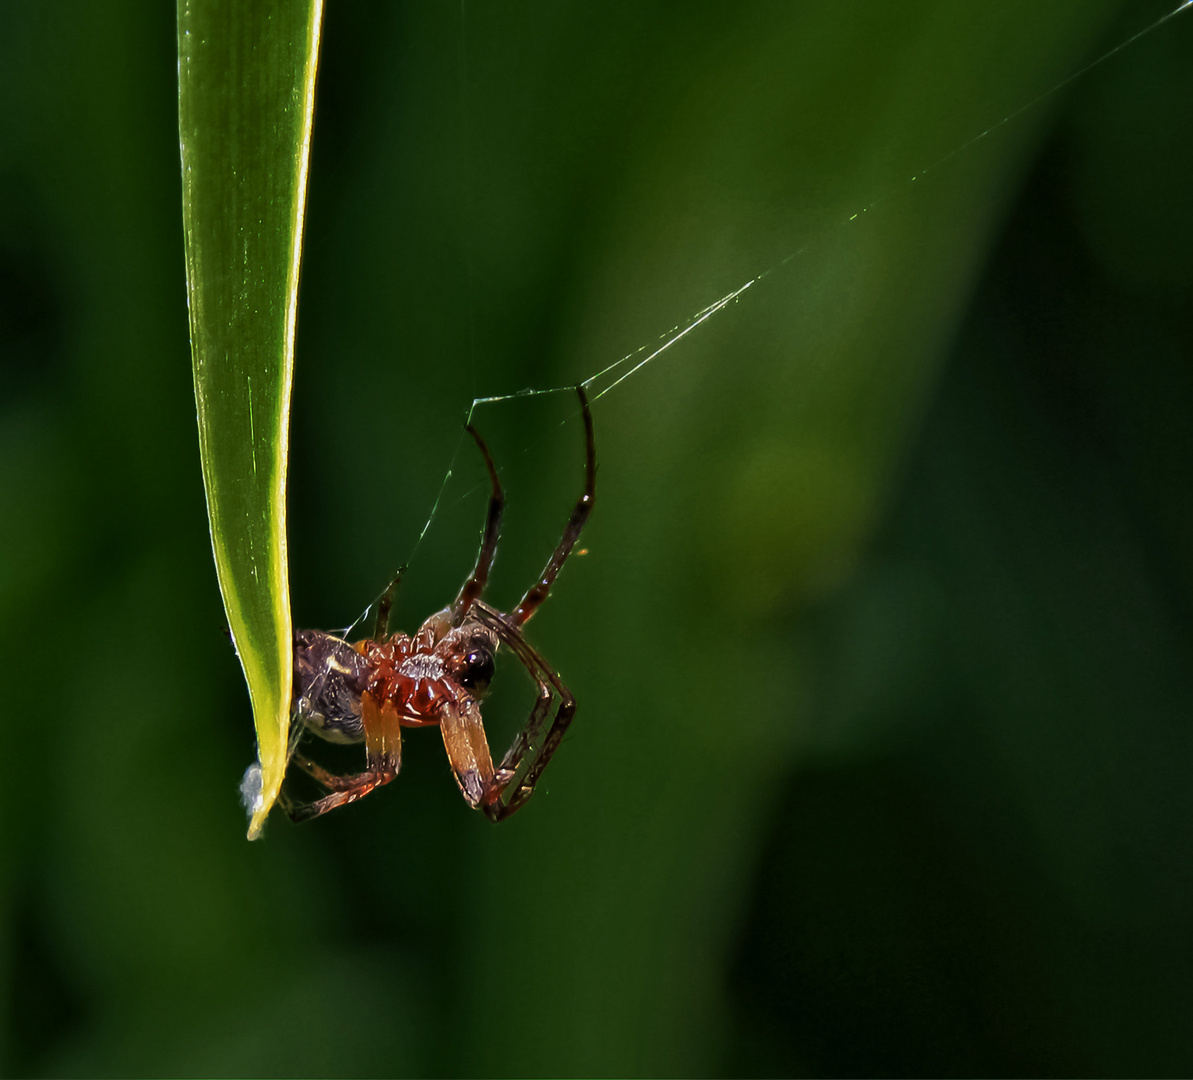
left=458, top=647, right=495, bottom=693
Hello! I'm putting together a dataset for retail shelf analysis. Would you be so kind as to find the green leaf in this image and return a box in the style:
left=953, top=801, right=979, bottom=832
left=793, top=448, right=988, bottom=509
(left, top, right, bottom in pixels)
left=178, top=0, right=324, bottom=839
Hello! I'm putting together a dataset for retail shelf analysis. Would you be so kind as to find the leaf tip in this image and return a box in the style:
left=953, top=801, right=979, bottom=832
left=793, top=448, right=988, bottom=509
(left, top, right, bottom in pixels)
left=241, top=758, right=282, bottom=841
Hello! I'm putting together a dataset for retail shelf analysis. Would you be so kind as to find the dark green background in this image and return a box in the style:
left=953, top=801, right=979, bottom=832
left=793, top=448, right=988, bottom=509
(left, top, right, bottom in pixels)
left=2, top=1, right=1191, bottom=1075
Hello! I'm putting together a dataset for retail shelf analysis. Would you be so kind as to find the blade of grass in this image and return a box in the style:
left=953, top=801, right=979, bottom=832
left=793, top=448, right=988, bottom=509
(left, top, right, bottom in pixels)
left=178, top=0, right=324, bottom=838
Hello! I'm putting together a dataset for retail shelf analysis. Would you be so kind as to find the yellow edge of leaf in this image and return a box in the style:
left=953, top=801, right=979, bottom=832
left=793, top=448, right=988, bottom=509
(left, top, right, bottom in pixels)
left=245, top=0, right=325, bottom=840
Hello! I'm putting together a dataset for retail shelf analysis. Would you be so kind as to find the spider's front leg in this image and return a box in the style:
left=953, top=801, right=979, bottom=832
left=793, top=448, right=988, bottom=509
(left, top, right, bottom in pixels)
left=484, top=672, right=575, bottom=823
left=435, top=657, right=572, bottom=823
left=439, top=695, right=498, bottom=810
left=449, top=385, right=593, bottom=820
left=472, top=603, right=577, bottom=822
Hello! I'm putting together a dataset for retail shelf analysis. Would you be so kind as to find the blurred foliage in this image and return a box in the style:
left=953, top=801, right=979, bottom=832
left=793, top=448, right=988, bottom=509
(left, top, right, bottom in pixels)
left=1, top=0, right=1190, bottom=1076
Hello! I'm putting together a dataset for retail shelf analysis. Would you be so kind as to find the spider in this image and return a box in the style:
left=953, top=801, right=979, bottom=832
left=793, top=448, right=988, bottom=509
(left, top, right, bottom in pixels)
left=279, top=385, right=595, bottom=824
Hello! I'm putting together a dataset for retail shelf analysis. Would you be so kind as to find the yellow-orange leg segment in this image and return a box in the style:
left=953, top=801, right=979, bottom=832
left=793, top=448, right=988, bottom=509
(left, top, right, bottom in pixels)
left=440, top=694, right=498, bottom=809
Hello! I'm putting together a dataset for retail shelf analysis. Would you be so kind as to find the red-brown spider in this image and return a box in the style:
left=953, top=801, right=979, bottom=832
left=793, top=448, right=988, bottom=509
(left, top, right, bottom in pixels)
left=280, top=386, right=595, bottom=823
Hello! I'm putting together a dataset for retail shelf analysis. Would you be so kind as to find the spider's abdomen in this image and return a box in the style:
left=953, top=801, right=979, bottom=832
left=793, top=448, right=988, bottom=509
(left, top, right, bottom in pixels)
left=294, top=629, right=368, bottom=743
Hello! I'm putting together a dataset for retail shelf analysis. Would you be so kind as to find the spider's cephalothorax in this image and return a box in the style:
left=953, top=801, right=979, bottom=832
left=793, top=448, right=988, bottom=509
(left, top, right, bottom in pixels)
left=281, top=386, right=595, bottom=824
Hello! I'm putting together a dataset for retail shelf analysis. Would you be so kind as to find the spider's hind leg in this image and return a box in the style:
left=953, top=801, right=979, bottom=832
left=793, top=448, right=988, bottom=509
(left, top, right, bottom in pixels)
left=279, top=764, right=396, bottom=823
left=280, top=695, right=403, bottom=823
